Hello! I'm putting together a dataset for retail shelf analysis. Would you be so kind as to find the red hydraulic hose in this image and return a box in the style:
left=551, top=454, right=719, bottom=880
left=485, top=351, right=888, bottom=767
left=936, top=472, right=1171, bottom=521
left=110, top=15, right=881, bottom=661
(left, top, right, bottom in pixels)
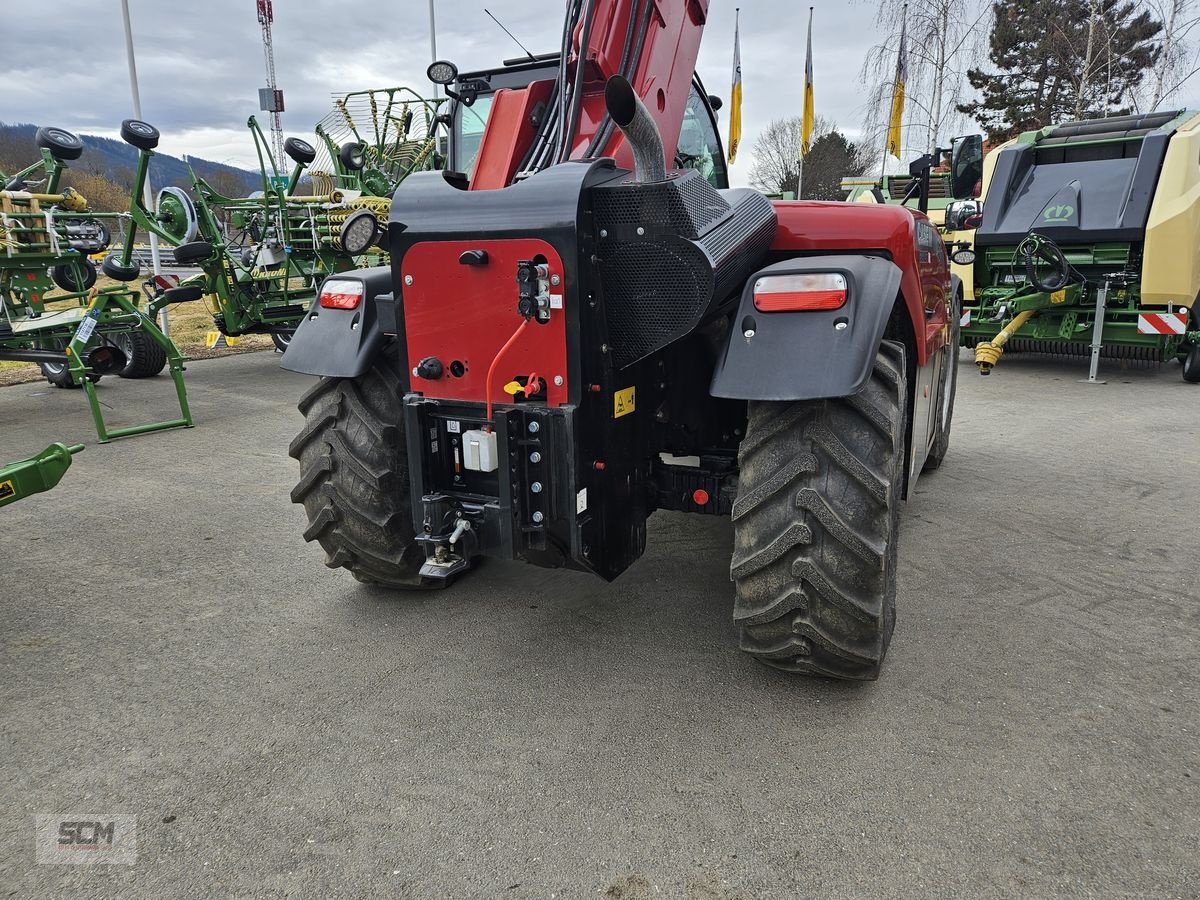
left=484, top=317, right=531, bottom=431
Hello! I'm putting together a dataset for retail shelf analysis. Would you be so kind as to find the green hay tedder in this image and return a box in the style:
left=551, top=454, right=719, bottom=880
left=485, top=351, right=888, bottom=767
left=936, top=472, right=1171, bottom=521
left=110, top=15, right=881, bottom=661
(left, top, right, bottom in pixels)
left=0, top=124, right=196, bottom=441
left=113, top=88, right=443, bottom=349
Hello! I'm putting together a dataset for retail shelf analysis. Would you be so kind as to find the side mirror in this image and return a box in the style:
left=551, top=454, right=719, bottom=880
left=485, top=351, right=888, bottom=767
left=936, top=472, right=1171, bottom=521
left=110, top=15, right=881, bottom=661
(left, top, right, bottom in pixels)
left=945, top=199, right=981, bottom=231
left=708, top=94, right=724, bottom=112
left=950, top=134, right=983, bottom=199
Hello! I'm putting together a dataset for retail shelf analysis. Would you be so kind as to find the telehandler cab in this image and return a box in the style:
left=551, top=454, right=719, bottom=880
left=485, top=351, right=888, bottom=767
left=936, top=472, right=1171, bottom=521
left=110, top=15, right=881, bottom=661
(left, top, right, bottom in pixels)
left=282, top=0, right=963, bottom=680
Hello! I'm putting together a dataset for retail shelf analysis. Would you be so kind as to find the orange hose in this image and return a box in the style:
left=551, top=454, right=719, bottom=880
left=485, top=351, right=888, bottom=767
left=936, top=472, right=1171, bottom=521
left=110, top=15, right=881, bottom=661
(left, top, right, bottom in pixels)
left=484, top=317, right=531, bottom=430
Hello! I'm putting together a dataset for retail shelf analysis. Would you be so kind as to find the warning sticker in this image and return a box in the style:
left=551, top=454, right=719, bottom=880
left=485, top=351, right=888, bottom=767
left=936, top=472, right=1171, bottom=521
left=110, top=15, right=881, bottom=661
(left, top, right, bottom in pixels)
left=1050, top=289, right=1068, bottom=304
left=576, top=488, right=588, bottom=514
left=0, top=479, right=15, bottom=504
left=613, top=386, right=635, bottom=418
left=446, top=420, right=461, bottom=434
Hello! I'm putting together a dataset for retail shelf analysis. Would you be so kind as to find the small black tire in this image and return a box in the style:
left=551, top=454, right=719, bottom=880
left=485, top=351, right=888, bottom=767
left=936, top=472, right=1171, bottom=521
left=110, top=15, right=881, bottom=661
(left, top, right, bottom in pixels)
left=1183, top=344, right=1200, bottom=383
left=51, top=258, right=97, bottom=293
left=35, top=126, right=83, bottom=161
left=271, top=330, right=294, bottom=353
left=101, top=253, right=141, bottom=282
left=284, top=137, right=317, bottom=165
left=172, top=241, right=215, bottom=265
left=924, top=289, right=961, bottom=471
left=120, top=119, right=160, bottom=151
left=339, top=141, right=366, bottom=172
left=116, top=332, right=168, bottom=378
left=40, top=360, right=99, bottom=389
left=731, top=341, right=907, bottom=680
left=289, top=343, right=439, bottom=589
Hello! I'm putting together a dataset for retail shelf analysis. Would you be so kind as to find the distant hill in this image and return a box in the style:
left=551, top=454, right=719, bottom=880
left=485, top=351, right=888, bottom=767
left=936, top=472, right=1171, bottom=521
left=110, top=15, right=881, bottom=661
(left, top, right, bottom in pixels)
left=0, top=122, right=260, bottom=200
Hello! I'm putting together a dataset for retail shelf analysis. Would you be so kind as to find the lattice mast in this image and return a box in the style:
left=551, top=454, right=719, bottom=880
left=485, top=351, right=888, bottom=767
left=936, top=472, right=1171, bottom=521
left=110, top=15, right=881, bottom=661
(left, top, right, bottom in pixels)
left=256, top=0, right=286, bottom=168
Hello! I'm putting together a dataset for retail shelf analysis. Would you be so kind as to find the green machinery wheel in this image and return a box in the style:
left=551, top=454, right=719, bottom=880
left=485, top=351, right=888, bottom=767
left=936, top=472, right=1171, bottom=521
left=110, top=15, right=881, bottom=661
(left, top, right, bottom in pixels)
left=1184, top=344, right=1200, bottom=383
left=155, top=187, right=199, bottom=245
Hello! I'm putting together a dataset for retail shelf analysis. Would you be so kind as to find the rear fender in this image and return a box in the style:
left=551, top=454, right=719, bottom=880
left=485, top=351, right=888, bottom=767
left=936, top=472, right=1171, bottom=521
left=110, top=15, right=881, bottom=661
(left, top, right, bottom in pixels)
left=280, top=266, right=391, bottom=378
left=710, top=254, right=903, bottom=400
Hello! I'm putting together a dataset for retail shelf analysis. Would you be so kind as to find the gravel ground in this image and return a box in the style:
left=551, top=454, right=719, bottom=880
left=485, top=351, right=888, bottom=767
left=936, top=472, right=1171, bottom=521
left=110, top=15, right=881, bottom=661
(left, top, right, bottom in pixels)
left=0, top=349, right=1196, bottom=898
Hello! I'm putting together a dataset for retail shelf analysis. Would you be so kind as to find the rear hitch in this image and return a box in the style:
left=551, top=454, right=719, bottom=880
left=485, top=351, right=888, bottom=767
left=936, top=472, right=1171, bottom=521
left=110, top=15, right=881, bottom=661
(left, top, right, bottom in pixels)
left=416, top=513, right=478, bottom=581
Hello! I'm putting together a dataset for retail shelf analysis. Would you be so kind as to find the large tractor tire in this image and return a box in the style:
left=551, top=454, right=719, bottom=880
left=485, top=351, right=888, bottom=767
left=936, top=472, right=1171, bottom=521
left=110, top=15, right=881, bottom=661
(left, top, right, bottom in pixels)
left=116, top=332, right=168, bottom=378
left=731, top=341, right=907, bottom=680
left=289, top=346, right=437, bottom=589
left=924, top=290, right=961, bottom=471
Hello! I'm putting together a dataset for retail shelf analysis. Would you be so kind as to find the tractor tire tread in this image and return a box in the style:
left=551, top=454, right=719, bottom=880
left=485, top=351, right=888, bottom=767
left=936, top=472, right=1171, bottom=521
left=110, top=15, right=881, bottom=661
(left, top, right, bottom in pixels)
left=731, top=341, right=906, bottom=681
left=289, top=346, right=437, bottom=590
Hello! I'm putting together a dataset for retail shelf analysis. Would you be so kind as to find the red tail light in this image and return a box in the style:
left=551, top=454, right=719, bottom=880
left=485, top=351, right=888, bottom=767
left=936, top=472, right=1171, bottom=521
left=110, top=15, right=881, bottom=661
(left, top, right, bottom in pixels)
left=319, top=279, right=364, bottom=310
left=753, top=272, right=848, bottom=311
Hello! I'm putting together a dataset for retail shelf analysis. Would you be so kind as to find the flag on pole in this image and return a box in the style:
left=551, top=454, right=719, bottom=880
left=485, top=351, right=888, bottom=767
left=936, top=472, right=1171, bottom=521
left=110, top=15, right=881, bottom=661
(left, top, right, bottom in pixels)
left=887, top=7, right=908, bottom=158
left=729, top=9, right=743, bottom=164
left=801, top=7, right=815, bottom=157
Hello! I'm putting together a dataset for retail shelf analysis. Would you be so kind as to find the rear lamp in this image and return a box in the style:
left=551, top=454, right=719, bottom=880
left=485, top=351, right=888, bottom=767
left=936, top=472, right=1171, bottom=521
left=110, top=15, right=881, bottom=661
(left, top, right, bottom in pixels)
left=319, top=279, right=364, bottom=310
left=752, top=272, right=847, bottom=312
left=338, top=209, right=379, bottom=256
left=427, top=60, right=458, bottom=86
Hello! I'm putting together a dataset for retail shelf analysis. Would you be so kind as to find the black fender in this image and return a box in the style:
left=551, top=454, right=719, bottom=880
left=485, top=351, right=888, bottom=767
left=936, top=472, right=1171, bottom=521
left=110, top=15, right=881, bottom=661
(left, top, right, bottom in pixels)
left=279, top=266, right=391, bottom=378
left=710, top=254, right=904, bottom=401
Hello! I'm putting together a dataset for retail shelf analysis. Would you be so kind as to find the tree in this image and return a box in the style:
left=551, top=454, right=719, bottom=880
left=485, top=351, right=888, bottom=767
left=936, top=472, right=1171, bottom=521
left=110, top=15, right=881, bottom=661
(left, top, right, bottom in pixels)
left=960, top=0, right=1163, bottom=141
left=748, top=116, right=876, bottom=200
left=858, top=0, right=993, bottom=157
left=1141, top=0, right=1200, bottom=110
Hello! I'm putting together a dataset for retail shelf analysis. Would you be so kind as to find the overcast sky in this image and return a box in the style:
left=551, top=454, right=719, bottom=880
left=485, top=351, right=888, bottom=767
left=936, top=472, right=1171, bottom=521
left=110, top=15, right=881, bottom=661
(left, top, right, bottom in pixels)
left=4, top=0, right=1199, bottom=186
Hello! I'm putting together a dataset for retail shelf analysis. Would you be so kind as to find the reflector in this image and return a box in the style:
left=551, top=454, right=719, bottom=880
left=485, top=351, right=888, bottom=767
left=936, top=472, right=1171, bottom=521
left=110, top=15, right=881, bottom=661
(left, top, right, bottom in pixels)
left=753, top=272, right=847, bottom=311
left=319, top=280, right=364, bottom=310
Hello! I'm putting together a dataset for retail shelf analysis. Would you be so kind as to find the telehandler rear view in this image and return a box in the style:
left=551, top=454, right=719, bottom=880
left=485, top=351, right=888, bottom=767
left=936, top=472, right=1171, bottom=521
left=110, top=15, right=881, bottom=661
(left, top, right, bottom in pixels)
left=282, top=0, right=964, bottom=680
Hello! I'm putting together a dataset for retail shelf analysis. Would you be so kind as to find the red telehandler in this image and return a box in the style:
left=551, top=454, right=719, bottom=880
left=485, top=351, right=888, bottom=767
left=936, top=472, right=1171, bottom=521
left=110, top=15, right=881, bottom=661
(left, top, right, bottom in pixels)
left=282, top=0, right=963, bottom=680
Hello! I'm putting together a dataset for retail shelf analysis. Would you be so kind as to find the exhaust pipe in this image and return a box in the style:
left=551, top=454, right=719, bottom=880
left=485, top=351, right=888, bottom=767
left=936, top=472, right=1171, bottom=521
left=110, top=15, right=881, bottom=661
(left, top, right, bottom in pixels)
left=604, top=75, right=667, bottom=183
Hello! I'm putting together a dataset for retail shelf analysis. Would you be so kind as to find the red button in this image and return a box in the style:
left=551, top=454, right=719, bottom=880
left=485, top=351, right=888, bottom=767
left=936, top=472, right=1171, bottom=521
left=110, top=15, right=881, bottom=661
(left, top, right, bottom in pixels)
left=692, top=489, right=710, bottom=505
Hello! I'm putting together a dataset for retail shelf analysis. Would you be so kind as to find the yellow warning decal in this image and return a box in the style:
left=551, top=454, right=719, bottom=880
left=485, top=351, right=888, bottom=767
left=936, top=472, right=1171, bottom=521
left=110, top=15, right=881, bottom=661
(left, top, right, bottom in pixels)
left=613, top=386, right=636, bottom=418
left=0, top=479, right=16, bottom=504
left=1050, top=289, right=1068, bottom=304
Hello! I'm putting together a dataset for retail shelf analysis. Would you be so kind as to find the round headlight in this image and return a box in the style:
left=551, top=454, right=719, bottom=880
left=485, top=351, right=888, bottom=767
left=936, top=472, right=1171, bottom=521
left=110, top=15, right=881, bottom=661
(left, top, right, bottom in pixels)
left=339, top=210, right=379, bottom=256
left=427, top=60, right=458, bottom=86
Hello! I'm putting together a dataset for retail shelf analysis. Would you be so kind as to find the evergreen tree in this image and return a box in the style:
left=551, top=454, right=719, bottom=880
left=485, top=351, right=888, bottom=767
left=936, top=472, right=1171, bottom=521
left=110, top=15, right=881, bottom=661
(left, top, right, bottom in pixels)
left=959, top=0, right=1163, bottom=141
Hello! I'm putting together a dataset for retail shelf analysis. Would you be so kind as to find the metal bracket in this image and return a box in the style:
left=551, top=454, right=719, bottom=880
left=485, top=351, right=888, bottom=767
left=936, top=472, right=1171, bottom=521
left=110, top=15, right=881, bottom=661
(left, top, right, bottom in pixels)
left=1080, top=280, right=1108, bottom=385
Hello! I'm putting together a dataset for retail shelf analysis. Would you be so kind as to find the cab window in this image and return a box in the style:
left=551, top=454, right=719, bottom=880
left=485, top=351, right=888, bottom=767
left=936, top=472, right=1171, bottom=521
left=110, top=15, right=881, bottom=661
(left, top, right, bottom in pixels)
left=453, top=93, right=496, bottom=177
left=677, top=84, right=729, bottom=189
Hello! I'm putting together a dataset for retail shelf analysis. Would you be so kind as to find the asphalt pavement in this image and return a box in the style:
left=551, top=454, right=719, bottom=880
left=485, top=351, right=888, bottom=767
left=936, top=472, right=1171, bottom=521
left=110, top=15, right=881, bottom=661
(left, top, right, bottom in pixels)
left=1, top=349, right=1197, bottom=898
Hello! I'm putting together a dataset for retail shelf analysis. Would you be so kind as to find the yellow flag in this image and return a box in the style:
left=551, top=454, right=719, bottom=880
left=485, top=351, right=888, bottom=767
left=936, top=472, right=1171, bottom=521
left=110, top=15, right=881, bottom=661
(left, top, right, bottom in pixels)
left=801, top=7, right=814, bottom=157
left=729, top=11, right=743, bottom=164
left=887, top=12, right=908, bottom=158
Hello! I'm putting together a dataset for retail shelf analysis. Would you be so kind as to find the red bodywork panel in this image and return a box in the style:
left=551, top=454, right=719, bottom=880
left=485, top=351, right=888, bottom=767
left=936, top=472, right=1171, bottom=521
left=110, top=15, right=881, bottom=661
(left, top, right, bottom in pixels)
left=472, top=81, right=556, bottom=191
left=471, top=0, right=709, bottom=189
left=769, top=201, right=952, bottom=366
left=402, top=240, right=569, bottom=407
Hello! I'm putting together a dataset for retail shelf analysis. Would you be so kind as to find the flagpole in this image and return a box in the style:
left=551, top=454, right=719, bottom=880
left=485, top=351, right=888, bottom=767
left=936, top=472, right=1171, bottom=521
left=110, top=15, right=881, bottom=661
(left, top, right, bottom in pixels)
left=798, top=6, right=813, bottom=200
left=882, top=2, right=908, bottom=182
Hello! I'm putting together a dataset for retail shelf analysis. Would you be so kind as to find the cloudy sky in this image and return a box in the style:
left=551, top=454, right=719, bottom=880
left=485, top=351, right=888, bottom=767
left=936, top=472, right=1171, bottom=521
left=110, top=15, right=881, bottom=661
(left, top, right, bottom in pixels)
left=4, top=0, right=1199, bottom=186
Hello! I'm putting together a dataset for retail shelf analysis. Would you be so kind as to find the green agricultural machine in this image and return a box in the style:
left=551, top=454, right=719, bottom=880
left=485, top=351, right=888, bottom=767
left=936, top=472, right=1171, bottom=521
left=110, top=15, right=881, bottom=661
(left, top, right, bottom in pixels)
left=957, top=110, right=1200, bottom=382
left=114, top=89, right=442, bottom=349
left=309, top=86, right=444, bottom=196
left=0, top=124, right=196, bottom=441
left=0, top=442, right=81, bottom=509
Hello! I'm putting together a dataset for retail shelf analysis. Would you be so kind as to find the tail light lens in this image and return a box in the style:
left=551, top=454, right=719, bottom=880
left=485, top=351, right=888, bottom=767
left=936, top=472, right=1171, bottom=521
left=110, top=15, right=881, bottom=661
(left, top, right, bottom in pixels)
left=753, top=272, right=848, bottom=312
left=319, top=279, right=364, bottom=310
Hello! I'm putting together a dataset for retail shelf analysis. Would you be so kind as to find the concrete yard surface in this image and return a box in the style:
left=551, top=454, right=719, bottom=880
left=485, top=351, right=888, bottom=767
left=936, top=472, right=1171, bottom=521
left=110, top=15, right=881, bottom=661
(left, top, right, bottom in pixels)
left=0, top=350, right=1197, bottom=897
